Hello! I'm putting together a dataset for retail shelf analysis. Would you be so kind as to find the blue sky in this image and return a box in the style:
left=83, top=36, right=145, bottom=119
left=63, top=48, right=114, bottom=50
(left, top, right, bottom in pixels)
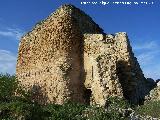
left=0, top=0, right=160, bottom=80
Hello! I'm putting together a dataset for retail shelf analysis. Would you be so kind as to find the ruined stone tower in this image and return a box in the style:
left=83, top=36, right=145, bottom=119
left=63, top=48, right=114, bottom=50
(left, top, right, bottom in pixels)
left=16, top=4, right=150, bottom=106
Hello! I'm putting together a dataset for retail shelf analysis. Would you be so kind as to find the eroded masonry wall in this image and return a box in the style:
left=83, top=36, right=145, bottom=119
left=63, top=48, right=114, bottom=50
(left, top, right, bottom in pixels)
left=84, top=34, right=123, bottom=106
left=17, top=4, right=150, bottom=106
left=17, top=12, right=83, bottom=104
left=114, top=33, right=147, bottom=104
left=16, top=5, right=103, bottom=104
left=83, top=33, right=147, bottom=105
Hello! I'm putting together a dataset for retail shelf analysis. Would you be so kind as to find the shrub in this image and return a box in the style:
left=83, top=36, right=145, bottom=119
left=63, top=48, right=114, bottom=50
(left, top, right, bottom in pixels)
left=44, top=102, right=87, bottom=120
left=83, top=106, right=124, bottom=120
left=0, top=101, right=50, bottom=120
left=0, top=74, right=159, bottom=119
left=0, top=74, right=87, bottom=120
left=0, top=74, right=18, bottom=102
left=106, top=96, right=131, bottom=110
left=82, top=97, right=130, bottom=120
left=135, top=100, right=160, bottom=118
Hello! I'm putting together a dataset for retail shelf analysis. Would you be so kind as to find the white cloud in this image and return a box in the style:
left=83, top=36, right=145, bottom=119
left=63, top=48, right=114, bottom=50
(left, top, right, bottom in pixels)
left=133, top=41, right=160, bottom=80
left=0, top=24, right=24, bottom=74
left=137, top=50, right=160, bottom=66
left=133, top=41, right=158, bottom=50
left=0, top=27, right=24, bottom=40
left=0, top=49, right=17, bottom=74
left=143, top=65, right=160, bottom=80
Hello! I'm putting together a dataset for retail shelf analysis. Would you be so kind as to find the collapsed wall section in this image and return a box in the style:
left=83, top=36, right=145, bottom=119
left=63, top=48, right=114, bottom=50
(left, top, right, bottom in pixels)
left=114, top=33, right=147, bottom=104
left=83, top=34, right=123, bottom=106
left=83, top=33, right=148, bottom=105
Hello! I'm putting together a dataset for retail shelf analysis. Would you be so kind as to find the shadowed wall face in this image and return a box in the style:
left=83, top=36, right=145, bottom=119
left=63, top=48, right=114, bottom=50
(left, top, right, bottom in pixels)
left=114, top=33, right=149, bottom=104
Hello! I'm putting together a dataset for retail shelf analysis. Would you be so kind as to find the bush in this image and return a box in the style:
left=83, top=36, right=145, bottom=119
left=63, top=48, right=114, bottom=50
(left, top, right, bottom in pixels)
left=0, top=74, right=130, bottom=120
left=106, top=96, right=131, bottom=110
left=44, top=102, right=87, bottom=120
left=135, top=100, right=160, bottom=118
left=0, top=74, right=40, bottom=120
left=0, top=74, right=18, bottom=102
left=0, top=101, right=51, bottom=120
left=83, top=106, right=123, bottom=120
left=0, top=74, right=159, bottom=120
left=82, top=97, right=130, bottom=120
left=0, top=74, right=87, bottom=120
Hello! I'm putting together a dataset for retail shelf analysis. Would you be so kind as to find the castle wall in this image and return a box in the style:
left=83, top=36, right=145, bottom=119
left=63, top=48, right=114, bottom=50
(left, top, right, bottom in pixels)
left=83, top=33, right=147, bottom=105
left=114, top=33, right=147, bottom=104
left=16, top=8, right=84, bottom=104
left=16, top=4, right=150, bottom=106
left=83, top=34, right=123, bottom=105
left=16, top=5, right=103, bottom=104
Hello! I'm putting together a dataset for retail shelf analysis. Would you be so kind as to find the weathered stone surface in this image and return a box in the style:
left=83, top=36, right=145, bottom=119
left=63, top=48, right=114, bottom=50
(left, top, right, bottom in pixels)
left=16, top=4, right=155, bottom=106
left=145, top=82, right=160, bottom=101
left=156, top=80, right=160, bottom=86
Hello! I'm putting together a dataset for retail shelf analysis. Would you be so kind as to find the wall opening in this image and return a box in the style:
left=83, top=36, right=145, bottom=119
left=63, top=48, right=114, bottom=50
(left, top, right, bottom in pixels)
left=84, top=88, right=92, bottom=104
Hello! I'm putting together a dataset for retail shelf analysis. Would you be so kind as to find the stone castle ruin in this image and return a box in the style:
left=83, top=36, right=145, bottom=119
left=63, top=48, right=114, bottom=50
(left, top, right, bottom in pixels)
left=16, top=4, right=155, bottom=106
